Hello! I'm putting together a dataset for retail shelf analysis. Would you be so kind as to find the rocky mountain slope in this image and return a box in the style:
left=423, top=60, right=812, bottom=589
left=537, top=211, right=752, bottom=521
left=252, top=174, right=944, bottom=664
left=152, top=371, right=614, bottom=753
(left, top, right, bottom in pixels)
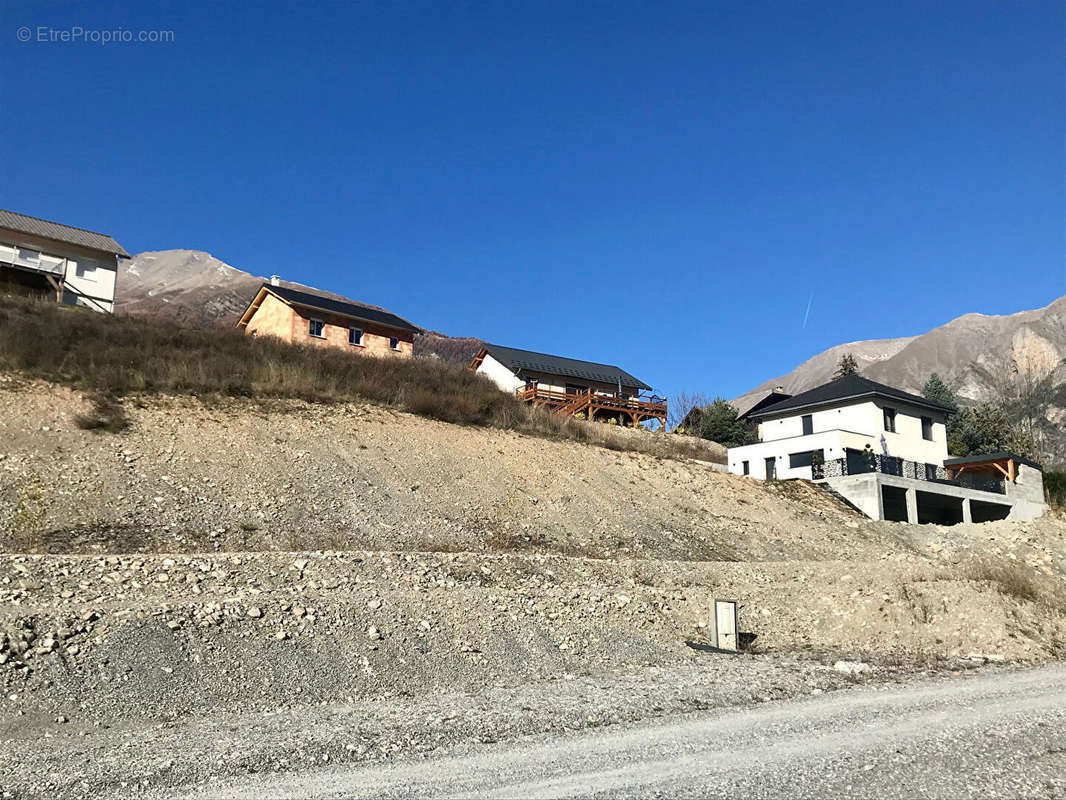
left=117, top=250, right=415, bottom=331
left=733, top=297, right=1066, bottom=459
left=117, top=250, right=264, bottom=329
left=735, top=297, right=1065, bottom=410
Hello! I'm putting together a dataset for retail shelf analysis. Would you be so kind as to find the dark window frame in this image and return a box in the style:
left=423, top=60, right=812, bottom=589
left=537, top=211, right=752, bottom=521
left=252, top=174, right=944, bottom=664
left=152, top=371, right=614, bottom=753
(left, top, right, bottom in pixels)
left=389, top=336, right=400, bottom=351
left=349, top=327, right=363, bottom=346
left=921, top=416, right=933, bottom=440
left=883, top=407, right=897, bottom=433
left=308, top=318, right=325, bottom=338
left=788, top=449, right=824, bottom=469
left=742, top=460, right=749, bottom=476
left=801, top=414, right=813, bottom=436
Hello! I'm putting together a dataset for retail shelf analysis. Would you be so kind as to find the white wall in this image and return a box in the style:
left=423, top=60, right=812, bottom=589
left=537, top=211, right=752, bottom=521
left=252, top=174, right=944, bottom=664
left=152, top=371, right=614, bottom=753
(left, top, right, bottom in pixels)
left=0, top=233, right=118, bottom=313
left=63, top=257, right=117, bottom=313
left=730, top=398, right=949, bottom=480
left=758, top=400, right=880, bottom=443
left=729, top=429, right=876, bottom=480
left=475, top=354, right=637, bottom=398
left=476, top=353, right=523, bottom=394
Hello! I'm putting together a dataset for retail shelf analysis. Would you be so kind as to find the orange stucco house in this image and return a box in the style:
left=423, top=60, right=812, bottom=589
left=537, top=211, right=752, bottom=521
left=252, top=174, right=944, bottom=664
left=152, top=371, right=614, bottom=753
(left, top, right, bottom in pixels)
left=237, top=280, right=421, bottom=356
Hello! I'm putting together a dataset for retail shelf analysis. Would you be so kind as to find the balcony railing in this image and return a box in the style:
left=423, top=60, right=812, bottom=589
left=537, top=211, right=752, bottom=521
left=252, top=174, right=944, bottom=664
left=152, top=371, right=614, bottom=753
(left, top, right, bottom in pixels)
left=813, top=454, right=1005, bottom=495
left=0, top=250, right=66, bottom=276
left=516, top=385, right=667, bottom=421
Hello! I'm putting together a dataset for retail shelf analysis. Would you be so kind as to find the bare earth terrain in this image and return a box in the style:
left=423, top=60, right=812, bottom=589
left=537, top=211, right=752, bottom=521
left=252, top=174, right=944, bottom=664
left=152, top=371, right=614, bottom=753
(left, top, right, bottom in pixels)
left=0, top=378, right=1064, bottom=798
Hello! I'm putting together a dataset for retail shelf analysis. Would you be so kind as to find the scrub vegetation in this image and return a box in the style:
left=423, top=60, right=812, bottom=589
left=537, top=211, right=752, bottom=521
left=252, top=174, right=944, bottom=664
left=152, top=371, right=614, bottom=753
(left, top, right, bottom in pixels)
left=0, top=295, right=723, bottom=461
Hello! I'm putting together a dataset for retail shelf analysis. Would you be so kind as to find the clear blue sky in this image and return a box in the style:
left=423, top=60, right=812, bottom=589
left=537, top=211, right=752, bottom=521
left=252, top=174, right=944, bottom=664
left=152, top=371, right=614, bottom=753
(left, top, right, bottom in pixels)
left=2, top=1, right=1062, bottom=399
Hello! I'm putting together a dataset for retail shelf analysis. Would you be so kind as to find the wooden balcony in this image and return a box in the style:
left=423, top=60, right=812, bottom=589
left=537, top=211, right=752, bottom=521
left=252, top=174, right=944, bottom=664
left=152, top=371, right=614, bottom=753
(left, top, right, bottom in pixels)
left=516, top=386, right=667, bottom=427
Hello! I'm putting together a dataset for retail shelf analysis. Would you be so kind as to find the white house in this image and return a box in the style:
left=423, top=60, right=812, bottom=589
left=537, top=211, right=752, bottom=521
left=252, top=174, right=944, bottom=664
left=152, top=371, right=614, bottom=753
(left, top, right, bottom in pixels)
left=728, top=374, right=1045, bottom=523
left=470, top=343, right=667, bottom=428
left=0, top=209, right=128, bottom=313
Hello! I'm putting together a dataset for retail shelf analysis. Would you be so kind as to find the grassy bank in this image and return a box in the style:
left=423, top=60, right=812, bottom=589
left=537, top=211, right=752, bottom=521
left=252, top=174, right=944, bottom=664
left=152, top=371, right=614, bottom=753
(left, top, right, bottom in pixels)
left=0, top=296, right=723, bottom=461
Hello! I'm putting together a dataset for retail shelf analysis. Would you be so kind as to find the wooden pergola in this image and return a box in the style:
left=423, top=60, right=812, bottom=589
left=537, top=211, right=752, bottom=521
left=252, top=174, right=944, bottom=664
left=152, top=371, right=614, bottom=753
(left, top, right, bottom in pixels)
left=943, top=453, right=1033, bottom=484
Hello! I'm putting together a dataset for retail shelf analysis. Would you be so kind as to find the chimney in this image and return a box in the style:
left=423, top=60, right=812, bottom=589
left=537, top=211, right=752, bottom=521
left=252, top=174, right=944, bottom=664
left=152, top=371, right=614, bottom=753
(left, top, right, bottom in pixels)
left=270, top=275, right=280, bottom=287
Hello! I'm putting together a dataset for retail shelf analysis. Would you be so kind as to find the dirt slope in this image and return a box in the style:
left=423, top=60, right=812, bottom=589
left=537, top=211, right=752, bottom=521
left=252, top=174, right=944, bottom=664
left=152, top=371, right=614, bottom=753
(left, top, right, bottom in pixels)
left=1, top=377, right=1064, bottom=798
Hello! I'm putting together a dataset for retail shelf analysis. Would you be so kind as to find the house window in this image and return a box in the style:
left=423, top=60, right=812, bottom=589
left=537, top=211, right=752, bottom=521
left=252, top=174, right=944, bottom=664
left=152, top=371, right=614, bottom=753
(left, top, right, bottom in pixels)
left=921, top=416, right=933, bottom=440
left=801, top=414, right=813, bottom=436
left=17, top=247, right=39, bottom=264
left=742, top=460, right=749, bottom=476
left=349, top=327, right=363, bottom=346
left=883, top=407, right=897, bottom=433
left=389, top=336, right=400, bottom=350
left=789, top=449, right=823, bottom=469
left=309, top=319, right=325, bottom=338
left=75, top=263, right=98, bottom=282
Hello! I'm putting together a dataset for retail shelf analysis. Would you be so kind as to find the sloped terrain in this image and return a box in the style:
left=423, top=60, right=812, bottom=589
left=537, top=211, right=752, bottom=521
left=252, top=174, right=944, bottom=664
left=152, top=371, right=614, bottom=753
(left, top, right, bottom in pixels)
left=1, top=378, right=1064, bottom=798
left=117, top=250, right=264, bottom=329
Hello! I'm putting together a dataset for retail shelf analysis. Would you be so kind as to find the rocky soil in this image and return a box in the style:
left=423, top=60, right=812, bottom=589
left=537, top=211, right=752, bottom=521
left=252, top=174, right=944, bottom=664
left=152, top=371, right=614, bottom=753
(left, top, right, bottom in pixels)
left=0, top=378, right=1064, bottom=798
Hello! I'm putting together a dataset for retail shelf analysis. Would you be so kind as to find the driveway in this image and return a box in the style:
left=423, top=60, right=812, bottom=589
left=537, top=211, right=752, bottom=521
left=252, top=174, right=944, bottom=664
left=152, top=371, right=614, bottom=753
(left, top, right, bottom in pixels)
left=177, top=663, right=1066, bottom=799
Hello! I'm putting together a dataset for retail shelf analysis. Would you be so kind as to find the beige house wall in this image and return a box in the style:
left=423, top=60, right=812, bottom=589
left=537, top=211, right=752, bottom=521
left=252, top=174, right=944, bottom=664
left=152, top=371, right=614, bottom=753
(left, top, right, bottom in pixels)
left=245, top=293, right=297, bottom=342
left=291, top=307, right=413, bottom=356
left=244, top=293, right=414, bottom=357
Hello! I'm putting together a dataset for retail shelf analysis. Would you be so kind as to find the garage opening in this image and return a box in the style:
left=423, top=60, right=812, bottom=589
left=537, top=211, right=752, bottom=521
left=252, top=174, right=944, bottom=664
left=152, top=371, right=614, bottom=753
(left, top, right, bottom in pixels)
left=970, top=499, right=1011, bottom=523
left=916, top=491, right=964, bottom=525
left=881, top=485, right=909, bottom=522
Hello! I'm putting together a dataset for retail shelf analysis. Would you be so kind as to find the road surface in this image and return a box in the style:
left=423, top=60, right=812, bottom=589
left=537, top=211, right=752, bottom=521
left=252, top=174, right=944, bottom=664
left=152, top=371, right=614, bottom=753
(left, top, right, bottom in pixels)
left=180, top=664, right=1066, bottom=799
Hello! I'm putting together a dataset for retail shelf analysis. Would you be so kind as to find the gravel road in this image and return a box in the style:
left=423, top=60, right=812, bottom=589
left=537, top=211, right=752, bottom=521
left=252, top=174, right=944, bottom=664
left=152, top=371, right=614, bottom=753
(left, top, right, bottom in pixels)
left=178, top=664, right=1066, bottom=799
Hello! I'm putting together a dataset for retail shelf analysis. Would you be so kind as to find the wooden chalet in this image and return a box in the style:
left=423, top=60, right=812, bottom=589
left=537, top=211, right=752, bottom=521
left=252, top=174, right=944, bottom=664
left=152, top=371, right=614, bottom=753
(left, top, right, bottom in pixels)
left=470, top=343, right=666, bottom=428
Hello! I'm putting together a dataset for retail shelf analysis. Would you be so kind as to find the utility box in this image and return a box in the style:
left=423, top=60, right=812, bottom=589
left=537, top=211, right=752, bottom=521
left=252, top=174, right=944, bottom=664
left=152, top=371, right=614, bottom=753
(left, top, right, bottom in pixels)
left=709, top=599, right=738, bottom=651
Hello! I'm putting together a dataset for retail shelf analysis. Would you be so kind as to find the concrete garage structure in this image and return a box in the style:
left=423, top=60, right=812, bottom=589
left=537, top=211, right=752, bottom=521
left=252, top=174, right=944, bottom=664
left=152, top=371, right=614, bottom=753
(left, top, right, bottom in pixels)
left=728, top=374, right=1046, bottom=523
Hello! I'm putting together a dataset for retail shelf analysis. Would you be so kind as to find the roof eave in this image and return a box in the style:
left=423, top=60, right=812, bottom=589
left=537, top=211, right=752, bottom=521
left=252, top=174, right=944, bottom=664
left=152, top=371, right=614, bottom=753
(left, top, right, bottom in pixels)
left=512, top=366, right=650, bottom=391
left=749, top=391, right=950, bottom=420
left=236, top=285, right=273, bottom=328
left=284, top=298, right=420, bottom=334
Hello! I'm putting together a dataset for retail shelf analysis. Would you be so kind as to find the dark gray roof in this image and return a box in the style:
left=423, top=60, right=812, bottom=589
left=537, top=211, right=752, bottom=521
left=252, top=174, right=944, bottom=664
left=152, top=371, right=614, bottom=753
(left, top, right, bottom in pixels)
left=737, top=391, right=792, bottom=420
left=0, top=209, right=128, bottom=257
left=265, top=284, right=421, bottom=333
left=747, top=373, right=952, bottom=419
left=944, top=452, right=1043, bottom=471
left=483, top=343, right=652, bottom=390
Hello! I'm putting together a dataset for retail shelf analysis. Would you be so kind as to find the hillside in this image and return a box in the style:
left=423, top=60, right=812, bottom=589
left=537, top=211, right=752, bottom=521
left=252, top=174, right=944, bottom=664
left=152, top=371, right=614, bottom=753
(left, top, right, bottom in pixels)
left=118, top=250, right=482, bottom=358
left=2, top=378, right=1065, bottom=798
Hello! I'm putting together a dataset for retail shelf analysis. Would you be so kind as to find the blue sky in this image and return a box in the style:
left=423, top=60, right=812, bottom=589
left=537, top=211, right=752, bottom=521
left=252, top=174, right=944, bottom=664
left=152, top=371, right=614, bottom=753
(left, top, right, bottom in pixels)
left=2, top=1, right=1062, bottom=400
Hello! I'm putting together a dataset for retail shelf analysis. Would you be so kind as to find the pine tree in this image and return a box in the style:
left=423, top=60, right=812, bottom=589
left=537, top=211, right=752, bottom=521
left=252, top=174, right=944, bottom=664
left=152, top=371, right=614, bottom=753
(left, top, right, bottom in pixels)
left=833, top=353, right=858, bottom=379
left=922, top=373, right=966, bottom=454
left=698, top=398, right=755, bottom=447
left=922, top=373, right=958, bottom=415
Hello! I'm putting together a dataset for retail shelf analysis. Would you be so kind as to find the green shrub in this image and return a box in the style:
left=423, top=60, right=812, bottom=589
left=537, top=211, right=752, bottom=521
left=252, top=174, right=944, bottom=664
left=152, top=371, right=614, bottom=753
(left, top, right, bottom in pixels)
left=1044, top=470, right=1066, bottom=507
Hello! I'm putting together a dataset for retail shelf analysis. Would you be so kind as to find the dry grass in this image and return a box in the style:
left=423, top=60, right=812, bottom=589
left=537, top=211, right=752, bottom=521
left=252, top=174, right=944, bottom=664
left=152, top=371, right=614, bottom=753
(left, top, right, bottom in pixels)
left=0, top=295, right=716, bottom=461
left=73, top=394, right=129, bottom=433
left=961, top=558, right=1043, bottom=604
